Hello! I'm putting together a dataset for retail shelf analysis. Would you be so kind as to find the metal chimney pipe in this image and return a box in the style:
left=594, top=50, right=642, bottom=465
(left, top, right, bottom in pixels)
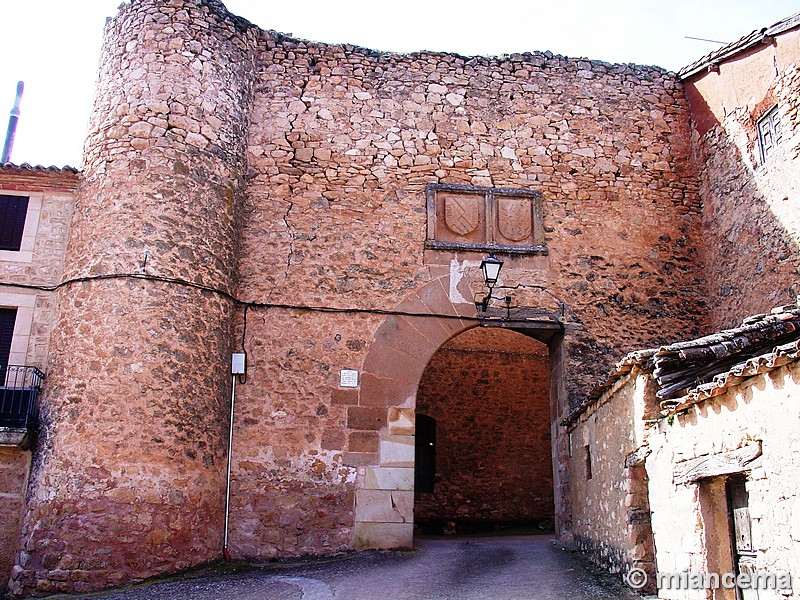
left=2, top=81, right=24, bottom=164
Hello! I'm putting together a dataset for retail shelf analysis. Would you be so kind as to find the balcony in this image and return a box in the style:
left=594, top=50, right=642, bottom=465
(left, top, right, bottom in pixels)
left=0, top=365, right=43, bottom=449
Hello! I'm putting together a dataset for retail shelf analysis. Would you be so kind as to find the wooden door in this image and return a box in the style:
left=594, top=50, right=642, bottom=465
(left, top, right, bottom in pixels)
left=728, top=477, right=758, bottom=600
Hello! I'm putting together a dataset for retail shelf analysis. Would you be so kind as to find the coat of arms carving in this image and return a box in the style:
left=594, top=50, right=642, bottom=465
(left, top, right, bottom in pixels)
left=443, top=194, right=482, bottom=236
left=498, top=197, right=532, bottom=242
left=426, top=183, right=544, bottom=252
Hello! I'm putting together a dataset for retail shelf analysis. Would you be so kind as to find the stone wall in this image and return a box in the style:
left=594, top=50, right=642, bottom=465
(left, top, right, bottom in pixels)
left=0, top=166, right=78, bottom=370
left=684, top=28, right=800, bottom=330
left=242, top=28, right=707, bottom=407
left=0, top=449, right=31, bottom=596
left=232, top=16, right=707, bottom=557
left=565, top=371, right=656, bottom=587
left=9, top=1, right=261, bottom=595
left=3, top=0, right=719, bottom=591
left=0, top=167, right=78, bottom=596
left=225, top=309, right=369, bottom=559
left=645, top=360, right=800, bottom=599
left=414, top=328, right=553, bottom=528
left=566, top=351, right=800, bottom=598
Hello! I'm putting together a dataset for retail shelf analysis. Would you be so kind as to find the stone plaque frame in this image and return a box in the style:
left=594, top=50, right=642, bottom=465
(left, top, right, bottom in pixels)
left=425, top=183, right=546, bottom=254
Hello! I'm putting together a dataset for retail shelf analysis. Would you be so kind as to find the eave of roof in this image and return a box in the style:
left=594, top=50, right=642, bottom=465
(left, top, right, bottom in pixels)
left=678, top=11, right=800, bottom=80
left=0, top=162, right=80, bottom=175
left=661, top=338, right=800, bottom=415
left=563, top=302, right=800, bottom=427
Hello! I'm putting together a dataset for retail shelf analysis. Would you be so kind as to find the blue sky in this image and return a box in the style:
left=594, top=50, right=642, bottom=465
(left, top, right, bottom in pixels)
left=1, top=0, right=797, bottom=168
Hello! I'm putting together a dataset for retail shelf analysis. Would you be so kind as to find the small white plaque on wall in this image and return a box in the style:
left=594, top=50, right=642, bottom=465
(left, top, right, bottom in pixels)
left=340, top=369, right=359, bottom=388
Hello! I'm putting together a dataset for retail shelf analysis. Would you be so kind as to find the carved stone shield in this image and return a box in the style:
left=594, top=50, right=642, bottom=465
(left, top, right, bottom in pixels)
left=498, top=197, right=532, bottom=242
left=443, top=195, right=481, bottom=236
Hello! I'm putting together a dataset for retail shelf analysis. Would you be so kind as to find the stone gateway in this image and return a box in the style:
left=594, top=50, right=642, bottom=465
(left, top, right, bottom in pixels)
left=0, top=1, right=798, bottom=597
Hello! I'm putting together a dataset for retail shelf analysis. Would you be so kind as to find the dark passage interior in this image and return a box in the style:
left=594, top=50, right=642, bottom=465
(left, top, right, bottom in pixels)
left=414, top=327, right=554, bottom=535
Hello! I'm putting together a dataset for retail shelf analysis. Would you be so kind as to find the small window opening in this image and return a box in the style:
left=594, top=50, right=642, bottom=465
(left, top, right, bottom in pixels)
left=568, top=431, right=573, bottom=457
left=584, top=445, right=592, bottom=480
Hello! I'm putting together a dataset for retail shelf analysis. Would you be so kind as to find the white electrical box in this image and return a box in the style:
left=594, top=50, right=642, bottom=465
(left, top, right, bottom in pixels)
left=231, top=353, right=246, bottom=375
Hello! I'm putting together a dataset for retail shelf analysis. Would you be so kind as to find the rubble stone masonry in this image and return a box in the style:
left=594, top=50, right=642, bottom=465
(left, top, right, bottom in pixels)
left=415, top=329, right=553, bottom=526
left=241, top=22, right=707, bottom=375
left=10, top=0, right=259, bottom=595
left=684, top=29, right=800, bottom=329
left=232, top=3, right=706, bottom=559
left=565, top=371, right=656, bottom=586
left=6, top=0, right=717, bottom=594
left=0, top=449, right=31, bottom=597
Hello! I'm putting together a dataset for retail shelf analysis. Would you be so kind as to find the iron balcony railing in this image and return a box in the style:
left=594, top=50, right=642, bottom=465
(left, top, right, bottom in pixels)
left=0, top=365, right=43, bottom=429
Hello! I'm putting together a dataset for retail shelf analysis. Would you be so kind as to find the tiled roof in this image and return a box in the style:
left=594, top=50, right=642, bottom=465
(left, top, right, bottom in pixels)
left=0, top=162, right=80, bottom=174
left=662, top=337, right=800, bottom=413
left=563, top=303, right=800, bottom=426
left=678, top=11, right=800, bottom=80
left=649, top=307, right=800, bottom=401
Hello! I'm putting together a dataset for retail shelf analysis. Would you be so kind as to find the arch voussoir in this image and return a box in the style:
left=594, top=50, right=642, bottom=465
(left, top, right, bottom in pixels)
left=354, top=276, right=476, bottom=550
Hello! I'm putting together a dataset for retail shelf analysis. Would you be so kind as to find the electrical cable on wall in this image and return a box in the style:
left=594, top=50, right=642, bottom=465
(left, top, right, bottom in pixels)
left=2, top=271, right=568, bottom=402
left=0, top=272, right=567, bottom=326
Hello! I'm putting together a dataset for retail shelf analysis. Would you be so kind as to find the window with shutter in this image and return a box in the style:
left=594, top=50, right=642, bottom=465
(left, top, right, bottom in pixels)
left=757, top=105, right=783, bottom=163
left=0, top=194, right=29, bottom=251
left=0, top=308, right=17, bottom=366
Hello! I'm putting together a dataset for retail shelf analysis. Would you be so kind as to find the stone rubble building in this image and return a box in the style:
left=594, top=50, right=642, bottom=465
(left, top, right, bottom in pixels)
left=0, top=1, right=797, bottom=597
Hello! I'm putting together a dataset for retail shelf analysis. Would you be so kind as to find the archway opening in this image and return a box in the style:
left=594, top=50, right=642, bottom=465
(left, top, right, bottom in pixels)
left=414, top=326, right=555, bottom=536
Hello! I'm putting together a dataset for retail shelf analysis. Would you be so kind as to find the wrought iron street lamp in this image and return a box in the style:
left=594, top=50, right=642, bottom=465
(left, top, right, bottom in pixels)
left=476, top=253, right=504, bottom=312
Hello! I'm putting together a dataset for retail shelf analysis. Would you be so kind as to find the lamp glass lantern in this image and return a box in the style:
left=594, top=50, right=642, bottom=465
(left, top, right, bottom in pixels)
left=480, top=253, right=503, bottom=287
left=476, top=253, right=504, bottom=312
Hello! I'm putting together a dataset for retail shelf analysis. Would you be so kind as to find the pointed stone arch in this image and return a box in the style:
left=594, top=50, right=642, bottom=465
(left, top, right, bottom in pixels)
left=353, top=273, right=478, bottom=550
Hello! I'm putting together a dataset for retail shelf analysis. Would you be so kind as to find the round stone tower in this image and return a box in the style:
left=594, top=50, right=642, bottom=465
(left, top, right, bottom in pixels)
left=10, top=0, right=258, bottom=595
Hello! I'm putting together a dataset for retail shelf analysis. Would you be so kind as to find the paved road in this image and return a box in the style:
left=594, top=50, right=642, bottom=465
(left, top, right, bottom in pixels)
left=49, top=535, right=641, bottom=600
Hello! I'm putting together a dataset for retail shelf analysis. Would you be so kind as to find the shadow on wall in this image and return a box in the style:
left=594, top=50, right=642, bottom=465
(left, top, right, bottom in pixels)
left=687, top=74, right=800, bottom=329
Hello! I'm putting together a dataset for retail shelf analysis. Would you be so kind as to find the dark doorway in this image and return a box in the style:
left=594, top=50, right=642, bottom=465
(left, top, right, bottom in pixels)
left=0, top=308, right=17, bottom=366
left=414, top=327, right=554, bottom=535
left=415, top=414, right=436, bottom=493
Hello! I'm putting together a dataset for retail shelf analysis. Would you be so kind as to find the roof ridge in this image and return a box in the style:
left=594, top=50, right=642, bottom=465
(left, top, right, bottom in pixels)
left=678, top=10, right=800, bottom=80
